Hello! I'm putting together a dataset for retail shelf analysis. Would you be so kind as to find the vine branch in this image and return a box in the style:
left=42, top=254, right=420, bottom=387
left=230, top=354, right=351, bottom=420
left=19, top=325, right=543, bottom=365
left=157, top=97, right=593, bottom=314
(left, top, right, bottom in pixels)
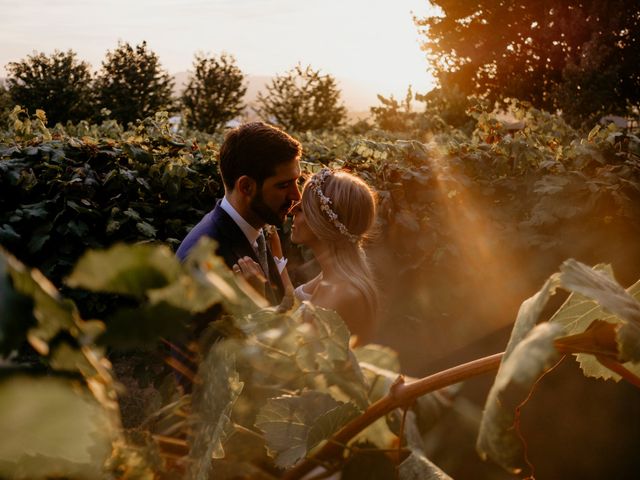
left=283, top=352, right=504, bottom=480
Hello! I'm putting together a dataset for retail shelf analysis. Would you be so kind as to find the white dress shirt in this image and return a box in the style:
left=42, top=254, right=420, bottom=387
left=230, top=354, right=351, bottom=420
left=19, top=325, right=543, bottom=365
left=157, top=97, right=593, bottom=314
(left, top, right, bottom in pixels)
left=219, top=197, right=288, bottom=274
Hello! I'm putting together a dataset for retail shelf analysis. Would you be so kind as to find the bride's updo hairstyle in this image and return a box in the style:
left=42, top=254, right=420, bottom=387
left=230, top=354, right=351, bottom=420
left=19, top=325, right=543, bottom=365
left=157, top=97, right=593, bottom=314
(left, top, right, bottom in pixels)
left=302, top=168, right=378, bottom=321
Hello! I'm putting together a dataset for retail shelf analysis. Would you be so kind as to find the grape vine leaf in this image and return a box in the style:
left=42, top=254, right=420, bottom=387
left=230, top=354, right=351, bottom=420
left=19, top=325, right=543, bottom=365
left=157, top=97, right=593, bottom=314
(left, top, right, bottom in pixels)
left=550, top=263, right=640, bottom=380
left=306, top=402, right=362, bottom=450
left=558, top=259, right=640, bottom=363
left=0, top=375, right=118, bottom=480
left=182, top=238, right=268, bottom=316
left=398, top=411, right=453, bottom=480
left=188, top=343, right=244, bottom=480
left=5, top=248, right=81, bottom=354
left=255, top=391, right=361, bottom=469
left=504, top=274, right=560, bottom=359
left=354, top=343, right=401, bottom=373
left=100, top=301, right=189, bottom=349
left=476, top=265, right=564, bottom=474
left=66, top=243, right=181, bottom=299
left=0, top=252, right=35, bottom=354
left=294, top=304, right=369, bottom=409
left=477, top=322, right=563, bottom=474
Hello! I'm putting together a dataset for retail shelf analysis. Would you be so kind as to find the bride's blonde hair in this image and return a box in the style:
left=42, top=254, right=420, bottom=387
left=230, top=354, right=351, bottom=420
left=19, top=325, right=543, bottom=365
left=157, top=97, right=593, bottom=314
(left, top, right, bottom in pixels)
left=302, top=169, right=378, bottom=322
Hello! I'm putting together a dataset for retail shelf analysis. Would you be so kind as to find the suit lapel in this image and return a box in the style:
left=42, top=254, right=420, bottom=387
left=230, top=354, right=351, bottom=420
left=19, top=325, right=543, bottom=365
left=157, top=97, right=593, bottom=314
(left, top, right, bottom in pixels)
left=210, top=203, right=255, bottom=265
left=210, top=203, right=284, bottom=304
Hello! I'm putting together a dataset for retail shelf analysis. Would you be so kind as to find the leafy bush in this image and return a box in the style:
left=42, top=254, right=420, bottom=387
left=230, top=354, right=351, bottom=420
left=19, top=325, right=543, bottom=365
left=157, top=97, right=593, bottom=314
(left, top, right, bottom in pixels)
left=0, top=109, right=221, bottom=299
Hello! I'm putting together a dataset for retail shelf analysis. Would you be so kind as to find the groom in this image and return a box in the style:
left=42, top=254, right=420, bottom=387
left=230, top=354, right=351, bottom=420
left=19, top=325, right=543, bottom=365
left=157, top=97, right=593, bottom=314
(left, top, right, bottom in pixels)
left=176, top=121, right=302, bottom=305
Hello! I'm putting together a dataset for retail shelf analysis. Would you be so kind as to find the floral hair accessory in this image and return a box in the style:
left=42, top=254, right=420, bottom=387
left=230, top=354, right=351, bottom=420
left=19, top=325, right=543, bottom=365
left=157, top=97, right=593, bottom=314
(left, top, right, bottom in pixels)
left=307, top=168, right=359, bottom=243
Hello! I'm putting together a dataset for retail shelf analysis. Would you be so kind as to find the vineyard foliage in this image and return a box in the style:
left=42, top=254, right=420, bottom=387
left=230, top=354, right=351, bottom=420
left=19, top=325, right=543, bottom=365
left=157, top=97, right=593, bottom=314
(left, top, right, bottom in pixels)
left=1, top=236, right=639, bottom=478
left=1, top=101, right=640, bottom=478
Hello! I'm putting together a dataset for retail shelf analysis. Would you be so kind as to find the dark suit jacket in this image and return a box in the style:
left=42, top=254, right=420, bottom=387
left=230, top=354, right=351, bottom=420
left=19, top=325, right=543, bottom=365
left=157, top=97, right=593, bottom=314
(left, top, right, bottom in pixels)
left=176, top=201, right=285, bottom=305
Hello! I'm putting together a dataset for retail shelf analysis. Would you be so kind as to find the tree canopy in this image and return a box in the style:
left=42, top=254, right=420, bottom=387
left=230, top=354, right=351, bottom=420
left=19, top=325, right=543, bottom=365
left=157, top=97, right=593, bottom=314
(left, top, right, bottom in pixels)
left=180, top=53, right=247, bottom=133
left=93, top=41, right=174, bottom=125
left=0, top=83, right=13, bottom=121
left=254, top=64, right=347, bottom=131
left=416, top=0, right=640, bottom=127
left=5, top=50, right=92, bottom=125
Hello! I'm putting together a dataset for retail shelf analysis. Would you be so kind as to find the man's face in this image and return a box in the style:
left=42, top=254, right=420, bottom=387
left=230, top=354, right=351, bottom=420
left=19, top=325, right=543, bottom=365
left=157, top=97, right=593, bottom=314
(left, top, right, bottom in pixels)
left=250, top=159, right=301, bottom=226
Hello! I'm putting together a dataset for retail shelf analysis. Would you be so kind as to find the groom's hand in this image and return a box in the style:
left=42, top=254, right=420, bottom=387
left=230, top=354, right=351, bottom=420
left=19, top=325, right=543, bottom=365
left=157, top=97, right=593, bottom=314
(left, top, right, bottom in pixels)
left=233, top=256, right=267, bottom=297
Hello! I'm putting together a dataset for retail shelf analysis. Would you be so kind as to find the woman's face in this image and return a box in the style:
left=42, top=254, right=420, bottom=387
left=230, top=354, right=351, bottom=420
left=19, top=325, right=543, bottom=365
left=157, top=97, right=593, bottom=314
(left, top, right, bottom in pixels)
left=290, top=201, right=317, bottom=245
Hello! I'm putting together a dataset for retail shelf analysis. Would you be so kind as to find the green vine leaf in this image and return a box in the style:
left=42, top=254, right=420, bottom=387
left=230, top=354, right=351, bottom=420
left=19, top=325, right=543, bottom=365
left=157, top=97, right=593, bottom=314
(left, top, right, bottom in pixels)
left=294, top=304, right=369, bottom=409
left=188, top=344, right=244, bottom=480
left=354, top=343, right=401, bottom=373
left=550, top=263, right=640, bottom=380
left=0, top=375, right=118, bottom=479
left=0, top=252, right=35, bottom=354
left=255, top=391, right=360, bottom=469
left=306, top=402, right=361, bottom=450
left=558, top=259, right=640, bottom=363
left=100, top=301, right=189, bottom=349
left=475, top=266, right=566, bottom=474
left=5, top=248, right=79, bottom=354
left=477, top=322, right=563, bottom=474
left=504, top=274, right=560, bottom=359
left=398, top=411, right=453, bottom=480
left=66, top=243, right=181, bottom=299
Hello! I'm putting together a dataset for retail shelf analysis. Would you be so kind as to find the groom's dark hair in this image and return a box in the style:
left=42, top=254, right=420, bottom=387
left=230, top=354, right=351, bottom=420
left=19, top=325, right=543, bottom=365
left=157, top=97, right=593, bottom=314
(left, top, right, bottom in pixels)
left=219, top=122, right=302, bottom=190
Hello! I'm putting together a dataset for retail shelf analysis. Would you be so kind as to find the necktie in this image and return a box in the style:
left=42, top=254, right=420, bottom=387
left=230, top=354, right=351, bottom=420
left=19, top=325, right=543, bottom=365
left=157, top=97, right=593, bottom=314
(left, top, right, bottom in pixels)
left=256, top=230, right=269, bottom=278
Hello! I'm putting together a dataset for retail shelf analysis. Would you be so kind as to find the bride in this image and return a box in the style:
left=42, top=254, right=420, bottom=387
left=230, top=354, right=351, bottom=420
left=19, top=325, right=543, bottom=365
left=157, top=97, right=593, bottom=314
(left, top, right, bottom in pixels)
left=234, top=168, right=378, bottom=346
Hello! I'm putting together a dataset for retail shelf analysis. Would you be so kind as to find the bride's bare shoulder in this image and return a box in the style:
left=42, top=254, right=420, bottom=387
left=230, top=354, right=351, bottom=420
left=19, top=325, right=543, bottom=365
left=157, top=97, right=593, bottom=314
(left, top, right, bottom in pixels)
left=311, top=281, right=373, bottom=342
left=314, top=280, right=362, bottom=308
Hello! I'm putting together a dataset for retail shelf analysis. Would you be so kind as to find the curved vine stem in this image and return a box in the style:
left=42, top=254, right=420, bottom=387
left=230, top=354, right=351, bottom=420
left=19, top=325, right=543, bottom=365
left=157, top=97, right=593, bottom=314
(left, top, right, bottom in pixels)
left=282, top=337, right=640, bottom=480
left=283, top=352, right=505, bottom=480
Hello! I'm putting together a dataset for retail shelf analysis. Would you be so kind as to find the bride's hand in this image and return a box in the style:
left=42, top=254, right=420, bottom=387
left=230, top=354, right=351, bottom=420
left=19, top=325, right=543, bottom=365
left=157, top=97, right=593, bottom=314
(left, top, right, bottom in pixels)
left=233, top=256, right=267, bottom=296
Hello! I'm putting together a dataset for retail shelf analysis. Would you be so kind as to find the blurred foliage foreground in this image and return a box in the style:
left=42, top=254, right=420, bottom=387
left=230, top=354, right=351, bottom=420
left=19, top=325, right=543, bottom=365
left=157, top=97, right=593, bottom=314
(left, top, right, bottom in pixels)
left=1, top=237, right=640, bottom=479
left=1, top=103, right=640, bottom=478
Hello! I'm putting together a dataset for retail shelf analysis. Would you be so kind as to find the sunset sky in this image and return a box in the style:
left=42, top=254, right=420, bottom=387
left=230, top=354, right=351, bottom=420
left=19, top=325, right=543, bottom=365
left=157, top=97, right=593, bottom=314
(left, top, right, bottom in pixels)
left=1, top=0, right=438, bottom=106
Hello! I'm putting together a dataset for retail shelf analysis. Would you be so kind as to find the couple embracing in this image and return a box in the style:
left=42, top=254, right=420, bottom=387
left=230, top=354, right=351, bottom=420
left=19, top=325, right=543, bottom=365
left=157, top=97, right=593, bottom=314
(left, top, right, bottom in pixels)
left=176, top=122, right=378, bottom=346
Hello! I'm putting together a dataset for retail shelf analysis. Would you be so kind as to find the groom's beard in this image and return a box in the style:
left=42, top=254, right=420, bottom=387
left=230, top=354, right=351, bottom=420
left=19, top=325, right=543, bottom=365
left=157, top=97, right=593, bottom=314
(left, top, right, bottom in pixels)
left=250, top=189, right=292, bottom=227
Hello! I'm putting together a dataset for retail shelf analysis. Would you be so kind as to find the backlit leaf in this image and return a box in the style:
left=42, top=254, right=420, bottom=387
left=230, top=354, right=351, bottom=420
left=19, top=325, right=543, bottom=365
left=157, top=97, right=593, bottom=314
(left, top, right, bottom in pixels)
left=188, top=344, right=243, bottom=480
left=0, top=252, right=35, bottom=354
left=66, top=243, right=181, bottom=299
left=504, top=274, right=560, bottom=359
left=256, top=391, right=358, bottom=468
left=399, top=411, right=453, bottom=480
left=7, top=252, right=78, bottom=354
left=558, top=259, right=640, bottom=363
left=0, top=375, right=118, bottom=480
left=476, top=322, right=563, bottom=474
left=306, top=402, right=361, bottom=450
left=550, top=264, right=640, bottom=380
left=100, top=301, right=189, bottom=349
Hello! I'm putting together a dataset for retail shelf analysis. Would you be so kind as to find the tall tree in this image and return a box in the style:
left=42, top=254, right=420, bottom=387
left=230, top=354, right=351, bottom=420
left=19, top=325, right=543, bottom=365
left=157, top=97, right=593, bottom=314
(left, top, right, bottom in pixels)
left=93, top=41, right=174, bottom=125
left=0, top=82, right=13, bottom=121
left=180, top=53, right=247, bottom=133
left=5, top=50, right=92, bottom=125
left=254, top=64, right=347, bottom=131
left=416, top=1, right=640, bottom=126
